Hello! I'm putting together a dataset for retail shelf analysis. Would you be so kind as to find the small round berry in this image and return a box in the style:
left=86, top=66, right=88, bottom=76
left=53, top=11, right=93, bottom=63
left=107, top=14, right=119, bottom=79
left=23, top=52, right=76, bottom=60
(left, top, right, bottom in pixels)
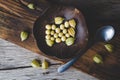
left=55, top=28, right=61, bottom=33
left=60, top=24, right=65, bottom=30
left=54, top=33, right=58, bottom=38
left=50, top=37, right=55, bottom=41
left=63, top=29, right=67, bottom=34
left=64, top=21, right=69, bottom=28
left=65, top=33, right=70, bottom=37
left=55, top=38, right=61, bottom=43
left=51, top=31, right=55, bottom=35
left=45, top=35, right=51, bottom=40
left=45, top=24, right=51, bottom=29
left=45, top=30, right=50, bottom=35
left=58, top=32, right=63, bottom=37
left=61, top=36, right=66, bottom=42
left=51, top=24, right=56, bottom=30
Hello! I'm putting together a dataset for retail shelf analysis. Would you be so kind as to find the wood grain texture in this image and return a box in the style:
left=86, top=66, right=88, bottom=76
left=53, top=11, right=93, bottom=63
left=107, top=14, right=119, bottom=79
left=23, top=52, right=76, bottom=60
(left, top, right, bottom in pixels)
left=0, top=0, right=120, bottom=80
left=0, top=0, right=49, bottom=53
left=0, top=39, right=98, bottom=80
left=50, top=0, right=120, bottom=21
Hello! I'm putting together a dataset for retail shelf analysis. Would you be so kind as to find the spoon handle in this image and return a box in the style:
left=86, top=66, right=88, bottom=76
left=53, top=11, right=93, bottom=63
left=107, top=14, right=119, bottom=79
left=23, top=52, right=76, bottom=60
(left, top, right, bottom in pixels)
left=58, top=48, right=89, bottom=73
left=58, top=55, right=79, bottom=73
left=58, top=42, right=94, bottom=73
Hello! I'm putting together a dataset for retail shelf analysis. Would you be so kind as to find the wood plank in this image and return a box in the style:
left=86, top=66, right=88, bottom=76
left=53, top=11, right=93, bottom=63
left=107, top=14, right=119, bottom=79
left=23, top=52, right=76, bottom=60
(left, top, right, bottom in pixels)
left=0, top=39, right=98, bottom=80
left=0, top=38, right=52, bottom=69
left=0, top=68, right=97, bottom=80
left=0, top=0, right=120, bottom=80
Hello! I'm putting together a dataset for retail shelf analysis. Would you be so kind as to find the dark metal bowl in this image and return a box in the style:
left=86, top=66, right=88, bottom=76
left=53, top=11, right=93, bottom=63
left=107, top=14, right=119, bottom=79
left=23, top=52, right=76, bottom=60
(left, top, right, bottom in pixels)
left=33, top=6, right=88, bottom=59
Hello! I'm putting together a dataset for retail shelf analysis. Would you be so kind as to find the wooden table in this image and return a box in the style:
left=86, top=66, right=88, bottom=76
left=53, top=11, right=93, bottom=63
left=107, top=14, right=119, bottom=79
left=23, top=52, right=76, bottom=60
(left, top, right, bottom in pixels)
left=0, top=0, right=120, bottom=80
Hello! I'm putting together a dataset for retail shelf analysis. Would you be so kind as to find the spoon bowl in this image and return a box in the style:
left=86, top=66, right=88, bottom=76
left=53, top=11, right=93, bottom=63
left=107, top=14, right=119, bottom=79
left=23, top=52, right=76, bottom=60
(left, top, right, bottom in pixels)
left=95, top=25, right=115, bottom=42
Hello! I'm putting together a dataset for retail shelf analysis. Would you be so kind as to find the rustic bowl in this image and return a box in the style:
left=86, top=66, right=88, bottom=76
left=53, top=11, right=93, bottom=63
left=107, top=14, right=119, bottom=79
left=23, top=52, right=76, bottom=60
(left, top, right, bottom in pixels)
left=33, top=6, right=88, bottom=59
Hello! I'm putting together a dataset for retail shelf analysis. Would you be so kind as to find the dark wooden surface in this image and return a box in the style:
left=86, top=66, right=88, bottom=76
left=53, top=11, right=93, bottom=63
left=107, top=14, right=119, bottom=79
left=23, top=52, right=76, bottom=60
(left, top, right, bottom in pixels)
left=0, top=0, right=120, bottom=80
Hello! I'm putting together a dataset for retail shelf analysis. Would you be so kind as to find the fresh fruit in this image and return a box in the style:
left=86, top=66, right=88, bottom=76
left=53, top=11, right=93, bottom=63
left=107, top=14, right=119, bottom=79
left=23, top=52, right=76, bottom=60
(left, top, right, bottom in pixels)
left=65, top=37, right=75, bottom=46
left=69, top=19, right=76, bottom=28
left=68, top=27, right=75, bottom=37
left=46, top=40, right=54, bottom=47
left=31, top=59, right=41, bottom=68
left=64, top=21, right=69, bottom=28
left=45, top=17, right=77, bottom=47
left=104, top=44, right=114, bottom=53
left=54, top=17, right=64, bottom=24
left=27, top=3, right=35, bottom=10
left=20, top=31, right=29, bottom=41
left=93, top=54, right=103, bottom=64
left=42, top=59, right=49, bottom=69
